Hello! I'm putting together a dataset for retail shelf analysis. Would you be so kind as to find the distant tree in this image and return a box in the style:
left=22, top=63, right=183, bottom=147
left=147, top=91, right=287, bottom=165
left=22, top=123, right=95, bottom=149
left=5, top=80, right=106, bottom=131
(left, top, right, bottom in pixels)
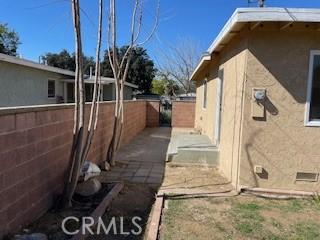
left=157, top=39, right=201, bottom=94
left=0, top=23, right=20, bottom=56
left=152, top=77, right=179, bottom=97
left=42, top=49, right=95, bottom=75
left=42, top=50, right=74, bottom=70
left=101, top=46, right=156, bottom=93
left=151, top=79, right=166, bottom=95
left=155, top=73, right=180, bottom=97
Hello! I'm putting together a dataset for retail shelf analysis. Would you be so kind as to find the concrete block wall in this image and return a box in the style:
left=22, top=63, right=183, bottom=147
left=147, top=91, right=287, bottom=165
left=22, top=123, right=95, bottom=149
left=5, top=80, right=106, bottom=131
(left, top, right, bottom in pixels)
left=146, top=101, right=160, bottom=127
left=0, top=100, right=147, bottom=237
left=172, top=101, right=196, bottom=128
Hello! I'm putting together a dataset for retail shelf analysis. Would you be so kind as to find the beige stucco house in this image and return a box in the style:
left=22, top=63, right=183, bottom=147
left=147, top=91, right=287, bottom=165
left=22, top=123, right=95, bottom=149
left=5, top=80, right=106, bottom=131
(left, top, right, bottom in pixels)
left=191, top=8, right=320, bottom=193
left=0, top=53, right=137, bottom=107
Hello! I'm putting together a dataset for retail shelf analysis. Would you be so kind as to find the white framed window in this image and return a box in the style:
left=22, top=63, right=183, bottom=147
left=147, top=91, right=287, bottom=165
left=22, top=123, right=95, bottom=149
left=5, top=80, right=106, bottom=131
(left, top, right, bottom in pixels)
left=203, top=78, right=207, bottom=109
left=305, top=50, right=320, bottom=126
left=48, top=79, right=56, bottom=98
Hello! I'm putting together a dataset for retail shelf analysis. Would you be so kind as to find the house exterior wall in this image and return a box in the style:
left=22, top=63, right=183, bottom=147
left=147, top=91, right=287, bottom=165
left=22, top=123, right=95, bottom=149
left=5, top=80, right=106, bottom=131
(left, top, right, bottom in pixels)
left=239, top=28, right=320, bottom=192
left=102, top=84, right=133, bottom=101
left=194, top=31, right=248, bottom=185
left=0, top=62, right=66, bottom=107
left=102, top=84, right=114, bottom=101
left=124, top=85, right=133, bottom=100
left=217, top=38, right=247, bottom=186
left=0, top=62, right=135, bottom=107
left=194, top=64, right=218, bottom=142
left=195, top=25, right=320, bottom=192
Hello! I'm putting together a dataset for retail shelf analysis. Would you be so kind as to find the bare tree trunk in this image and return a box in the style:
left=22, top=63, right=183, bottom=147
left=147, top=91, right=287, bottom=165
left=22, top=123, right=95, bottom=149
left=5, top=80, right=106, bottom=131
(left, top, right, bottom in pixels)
left=105, top=0, right=160, bottom=167
left=105, top=0, right=118, bottom=166
left=80, top=0, right=103, bottom=165
left=61, top=0, right=85, bottom=208
left=61, top=0, right=104, bottom=208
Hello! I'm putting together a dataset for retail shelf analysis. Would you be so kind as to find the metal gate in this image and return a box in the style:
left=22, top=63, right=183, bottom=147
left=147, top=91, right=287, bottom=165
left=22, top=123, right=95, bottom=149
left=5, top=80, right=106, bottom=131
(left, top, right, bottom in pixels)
left=159, top=98, right=172, bottom=126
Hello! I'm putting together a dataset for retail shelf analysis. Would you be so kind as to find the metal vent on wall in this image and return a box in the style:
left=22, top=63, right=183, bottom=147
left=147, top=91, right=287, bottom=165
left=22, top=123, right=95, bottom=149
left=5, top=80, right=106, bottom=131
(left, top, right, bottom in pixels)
left=295, top=172, right=319, bottom=182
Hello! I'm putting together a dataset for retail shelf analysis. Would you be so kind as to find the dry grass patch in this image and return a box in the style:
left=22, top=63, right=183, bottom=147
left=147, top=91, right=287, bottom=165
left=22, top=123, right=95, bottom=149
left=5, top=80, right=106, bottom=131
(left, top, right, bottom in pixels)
left=160, top=195, right=320, bottom=240
left=160, top=164, right=233, bottom=194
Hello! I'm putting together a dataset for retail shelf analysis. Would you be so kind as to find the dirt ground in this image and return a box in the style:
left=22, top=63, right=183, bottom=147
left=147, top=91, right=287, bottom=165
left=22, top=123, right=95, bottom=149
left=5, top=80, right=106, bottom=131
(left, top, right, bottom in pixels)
left=160, top=194, right=320, bottom=240
left=87, top=183, right=157, bottom=240
left=160, top=163, right=234, bottom=195
left=8, top=183, right=156, bottom=240
left=7, top=183, right=115, bottom=240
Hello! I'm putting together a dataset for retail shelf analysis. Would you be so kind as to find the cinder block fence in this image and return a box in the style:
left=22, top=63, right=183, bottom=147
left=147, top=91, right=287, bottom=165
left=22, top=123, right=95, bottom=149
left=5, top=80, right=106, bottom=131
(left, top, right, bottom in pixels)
left=171, top=101, right=195, bottom=128
left=146, top=100, right=160, bottom=127
left=0, top=100, right=159, bottom=237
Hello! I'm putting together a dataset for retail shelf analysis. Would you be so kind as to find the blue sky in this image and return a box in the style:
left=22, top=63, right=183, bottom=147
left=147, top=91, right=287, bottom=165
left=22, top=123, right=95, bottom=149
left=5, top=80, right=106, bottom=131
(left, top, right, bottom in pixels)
left=1, top=0, right=320, bottom=65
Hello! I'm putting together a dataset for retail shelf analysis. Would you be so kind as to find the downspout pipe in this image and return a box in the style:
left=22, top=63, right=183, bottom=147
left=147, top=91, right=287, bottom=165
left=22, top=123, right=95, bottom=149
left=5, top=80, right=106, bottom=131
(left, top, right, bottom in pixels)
left=241, top=186, right=317, bottom=198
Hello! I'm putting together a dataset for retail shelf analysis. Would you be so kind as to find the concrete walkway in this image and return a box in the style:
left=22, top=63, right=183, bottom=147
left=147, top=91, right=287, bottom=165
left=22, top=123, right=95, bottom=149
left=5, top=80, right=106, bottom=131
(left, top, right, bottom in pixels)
left=99, top=128, right=171, bottom=187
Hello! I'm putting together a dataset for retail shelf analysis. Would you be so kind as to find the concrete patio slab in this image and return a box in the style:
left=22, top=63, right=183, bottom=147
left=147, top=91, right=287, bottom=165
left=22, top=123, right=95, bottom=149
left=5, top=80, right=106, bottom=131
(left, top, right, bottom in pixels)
left=167, top=128, right=219, bottom=165
left=99, top=127, right=171, bottom=187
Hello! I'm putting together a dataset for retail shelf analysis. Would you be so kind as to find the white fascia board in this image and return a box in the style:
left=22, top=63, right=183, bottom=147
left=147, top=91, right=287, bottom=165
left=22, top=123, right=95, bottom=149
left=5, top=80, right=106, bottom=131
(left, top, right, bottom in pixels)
left=93, top=76, right=138, bottom=88
left=124, top=82, right=139, bottom=89
left=190, top=54, right=211, bottom=80
left=62, top=77, right=138, bottom=89
left=191, top=8, right=320, bottom=80
left=207, top=9, right=240, bottom=53
left=208, top=8, right=320, bottom=54
left=236, top=8, right=320, bottom=23
left=62, top=79, right=112, bottom=85
left=0, top=53, right=75, bottom=76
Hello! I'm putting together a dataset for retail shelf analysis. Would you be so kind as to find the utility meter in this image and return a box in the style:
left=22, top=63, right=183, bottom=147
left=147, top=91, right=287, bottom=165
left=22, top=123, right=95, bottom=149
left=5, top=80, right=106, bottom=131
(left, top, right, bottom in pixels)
left=254, top=90, right=266, bottom=101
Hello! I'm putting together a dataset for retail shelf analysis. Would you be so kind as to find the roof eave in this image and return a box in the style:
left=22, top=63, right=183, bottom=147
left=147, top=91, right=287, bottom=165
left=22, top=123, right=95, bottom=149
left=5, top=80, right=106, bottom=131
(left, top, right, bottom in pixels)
left=190, top=54, right=211, bottom=81
left=190, top=7, right=320, bottom=80
left=0, top=53, right=75, bottom=76
left=62, top=77, right=139, bottom=89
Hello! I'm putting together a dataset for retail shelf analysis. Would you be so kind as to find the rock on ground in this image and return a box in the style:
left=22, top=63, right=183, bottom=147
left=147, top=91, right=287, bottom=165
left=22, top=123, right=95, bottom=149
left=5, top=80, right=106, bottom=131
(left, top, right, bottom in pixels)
left=75, top=178, right=102, bottom=197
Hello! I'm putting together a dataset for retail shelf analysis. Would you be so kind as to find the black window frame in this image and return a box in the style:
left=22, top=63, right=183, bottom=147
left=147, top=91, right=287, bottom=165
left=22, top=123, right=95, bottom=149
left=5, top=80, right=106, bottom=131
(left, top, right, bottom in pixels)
left=48, top=79, right=56, bottom=98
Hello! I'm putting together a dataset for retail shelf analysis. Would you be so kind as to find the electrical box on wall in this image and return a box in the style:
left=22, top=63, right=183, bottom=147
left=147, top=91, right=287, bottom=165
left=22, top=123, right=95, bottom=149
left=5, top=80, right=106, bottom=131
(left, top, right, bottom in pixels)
left=254, top=165, right=264, bottom=174
left=251, top=88, right=266, bottom=119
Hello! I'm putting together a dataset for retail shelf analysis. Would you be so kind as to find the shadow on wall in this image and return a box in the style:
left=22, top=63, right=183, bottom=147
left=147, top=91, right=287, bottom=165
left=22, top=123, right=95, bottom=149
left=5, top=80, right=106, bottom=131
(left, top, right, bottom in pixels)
left=240, top=32, right=320, bottom=190
left=247, top=31, right=316, bottom=103
left=253, top=97, right=279, bottom=121
left=243, top=130, right=260, bottom=187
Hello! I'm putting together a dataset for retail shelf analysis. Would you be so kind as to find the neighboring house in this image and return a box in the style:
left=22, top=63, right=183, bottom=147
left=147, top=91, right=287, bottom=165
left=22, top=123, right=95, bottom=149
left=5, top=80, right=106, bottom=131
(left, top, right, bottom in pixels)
left=0, top=53, right=138, bottom=107
left=135, top=94, right=160, bottom=100
left=191, top=8, right=320, bottom=193
left=176, top=93, right=196, bottom=101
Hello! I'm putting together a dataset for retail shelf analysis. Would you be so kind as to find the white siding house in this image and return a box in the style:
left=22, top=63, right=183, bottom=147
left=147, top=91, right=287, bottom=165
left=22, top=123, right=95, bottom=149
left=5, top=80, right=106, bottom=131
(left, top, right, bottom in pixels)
left=0, top=53, right=138, bottom=107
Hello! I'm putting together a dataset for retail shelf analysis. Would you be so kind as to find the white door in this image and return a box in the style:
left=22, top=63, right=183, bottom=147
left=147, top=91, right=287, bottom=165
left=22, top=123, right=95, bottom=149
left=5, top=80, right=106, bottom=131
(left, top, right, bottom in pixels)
left=214, top=69, right=224, bottom=146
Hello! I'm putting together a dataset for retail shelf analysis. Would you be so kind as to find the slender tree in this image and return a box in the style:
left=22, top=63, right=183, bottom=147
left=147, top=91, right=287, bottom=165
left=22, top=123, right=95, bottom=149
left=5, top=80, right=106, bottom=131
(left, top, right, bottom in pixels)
left=105, top=0, right=159, bottom=166
left=80, top=0, right=103, bottom=167
left=61, top=0, right=103, bottom=208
